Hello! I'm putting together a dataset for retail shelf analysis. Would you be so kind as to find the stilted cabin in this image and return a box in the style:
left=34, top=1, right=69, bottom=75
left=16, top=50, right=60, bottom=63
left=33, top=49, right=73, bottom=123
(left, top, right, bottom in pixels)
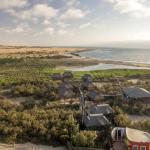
left=82, top=74, right=93, bottom=83
left=81, top=74, right=94, bottom=91
left=51, top=73, right=62, bottom=80
left=62, top=71, right=73, bottom=82
left=87, top=90, right=101, bottom=101
left=83, top=113, right=111, bottom=130
left=123, top=87, right=150, bottom=103
left=111, top=127, right=150, bottom=150
left=58, top=82, right=75, bottom=99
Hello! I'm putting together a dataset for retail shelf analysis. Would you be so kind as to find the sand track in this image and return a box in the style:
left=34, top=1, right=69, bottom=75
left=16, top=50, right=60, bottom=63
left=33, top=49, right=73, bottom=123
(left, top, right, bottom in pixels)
left=0, top=143, right=67, bottom=150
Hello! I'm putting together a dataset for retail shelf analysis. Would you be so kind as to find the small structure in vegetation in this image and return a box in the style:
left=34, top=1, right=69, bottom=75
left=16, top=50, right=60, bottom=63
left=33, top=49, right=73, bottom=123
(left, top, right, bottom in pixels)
left=83, top=114, right=111, bottom=130
left=123, top=86, right=150, bottom=101
left=111, top=127, right=150, bottom=150
left=63, top=71, right=73, bottom=82
left=51, top=71, right=73, bottom=82
left=82, top=74, right=93, bottom=83
left=58, top=82, right=75, bottom=99
left=87, top=104, right=114, bottom=116
left=81, top=74, right=94, bottom=91
left=87, top=90, right=102, bottom=101
left=51, top=73, right=62, bottom=80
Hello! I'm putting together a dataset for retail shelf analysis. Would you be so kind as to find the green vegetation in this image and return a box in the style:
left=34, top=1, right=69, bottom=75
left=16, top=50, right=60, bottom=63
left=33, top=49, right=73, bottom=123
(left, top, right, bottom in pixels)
left=0, top=100, right=79, bottom=144
left=73, top=69, right=150, bottom=79
left=113, top=107, right=150, bottom=132
left=72, top=131, right=97, bottom=147
left=0, top=57, right=150, bottom=85
left=10, top=81, right=60, bottom=101
left=108, top=97, right=150, bottom=116
left=0, top=57, right=150, bottom=147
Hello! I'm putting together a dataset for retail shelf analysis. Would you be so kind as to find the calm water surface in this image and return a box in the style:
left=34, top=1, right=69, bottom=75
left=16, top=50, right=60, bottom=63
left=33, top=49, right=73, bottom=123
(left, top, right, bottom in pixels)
left=74, top=47, right=150, bottom=70
left=78, top=47, right=150, bottom=64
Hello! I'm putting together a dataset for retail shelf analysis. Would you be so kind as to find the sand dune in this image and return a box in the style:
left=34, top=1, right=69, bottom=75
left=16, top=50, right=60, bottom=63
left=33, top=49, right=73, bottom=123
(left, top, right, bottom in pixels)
left=0, top=46, right=86, bottom=55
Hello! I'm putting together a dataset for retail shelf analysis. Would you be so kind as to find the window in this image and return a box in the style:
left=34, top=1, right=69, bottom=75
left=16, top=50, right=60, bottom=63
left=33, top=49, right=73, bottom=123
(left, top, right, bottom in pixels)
left=132, top=145, right=138, bottom=150
left=140, top=146, right=146, bottom=150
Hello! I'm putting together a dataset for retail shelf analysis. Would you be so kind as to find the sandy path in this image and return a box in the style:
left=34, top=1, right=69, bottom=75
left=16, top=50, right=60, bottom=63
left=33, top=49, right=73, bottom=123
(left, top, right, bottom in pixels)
left=128, top=115, right=150, bottom=122
left=0, top=143, right=67, bottom=150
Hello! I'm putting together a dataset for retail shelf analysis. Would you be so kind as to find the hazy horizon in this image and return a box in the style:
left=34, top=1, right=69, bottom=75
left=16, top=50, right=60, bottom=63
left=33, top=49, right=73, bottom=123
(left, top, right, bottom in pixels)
left=1, top=40, right=150, bottom=49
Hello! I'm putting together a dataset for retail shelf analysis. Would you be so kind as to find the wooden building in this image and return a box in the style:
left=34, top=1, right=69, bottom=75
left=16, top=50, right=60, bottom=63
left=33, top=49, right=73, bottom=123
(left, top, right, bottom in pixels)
left=123, top=87, right=150, bottom=102
left=83, top=114, right=111, bottom=130
left=63, top=71, right=73, bottom=82
left=87, top=104, right=114, bottom=116
left=51, top=73, right=62, bottom=80
left=58, top=82, right=75, bottom=99
left=111, top=127, right=150, bottom=150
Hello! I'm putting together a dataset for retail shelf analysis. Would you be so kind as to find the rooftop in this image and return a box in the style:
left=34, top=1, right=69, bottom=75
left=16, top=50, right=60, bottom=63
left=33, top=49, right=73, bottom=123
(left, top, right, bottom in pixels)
left=123, top=86, right=150, bottom=99
left=83, top=113, right=110, bottom=128
left=82, top=74, right=93, bottom=83
left=88, top=104, right=114, bottom=115
left=126, top=127, right=150, bottom=143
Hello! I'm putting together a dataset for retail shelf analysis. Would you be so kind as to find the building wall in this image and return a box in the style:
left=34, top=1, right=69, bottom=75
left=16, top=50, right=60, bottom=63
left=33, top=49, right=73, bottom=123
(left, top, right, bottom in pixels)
left=128, top=140, right=150, bottom=150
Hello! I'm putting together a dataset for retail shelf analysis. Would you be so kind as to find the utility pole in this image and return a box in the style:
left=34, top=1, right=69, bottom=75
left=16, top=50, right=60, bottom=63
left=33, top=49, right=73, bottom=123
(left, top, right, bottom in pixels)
left=79, top=87, right=86, bottom=124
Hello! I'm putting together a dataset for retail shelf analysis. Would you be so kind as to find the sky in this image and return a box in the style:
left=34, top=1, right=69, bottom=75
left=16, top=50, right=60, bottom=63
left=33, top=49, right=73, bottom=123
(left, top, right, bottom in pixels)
left=0, top=0, right=150, bottom=46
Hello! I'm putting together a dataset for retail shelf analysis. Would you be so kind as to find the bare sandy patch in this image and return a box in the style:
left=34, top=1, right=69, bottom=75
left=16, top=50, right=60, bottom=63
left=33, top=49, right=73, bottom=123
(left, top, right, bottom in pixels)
left=0, top=46, right=87, bottom=58
left=0, top=143, right=67, bottom=150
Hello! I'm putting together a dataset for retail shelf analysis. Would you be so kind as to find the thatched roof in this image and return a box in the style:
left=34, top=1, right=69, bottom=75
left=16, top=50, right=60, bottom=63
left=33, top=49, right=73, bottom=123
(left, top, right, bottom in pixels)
left=82, top=74, right=93, bottom=83
left=83, top=114, right=110, bottom=128
left=51, top=73, right=62, bottom=80
left=81, top=82, right=95, bottom=90
left=126, top=127, right=150, bottom=143
left=58, top=82, right=75, bottom=98
left=63, top=71, right=73, bottom=79
left=87, top=104, right=114, bottom=115
left=59, top=82, right=74, bottom=90
left=87, top=90, right=101, bottom=101
left=123, top=87, right=150, bottom=99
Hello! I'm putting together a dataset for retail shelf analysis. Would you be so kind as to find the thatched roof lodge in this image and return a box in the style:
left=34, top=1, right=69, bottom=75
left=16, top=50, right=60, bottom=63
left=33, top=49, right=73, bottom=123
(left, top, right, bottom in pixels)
left=63, top=71, right=73, bottom=81
left=123, top=86, right=150, bottom=101
left=81, top=82, right=95, bottom=91
left=83, top=114, right=110, bottom=130
left=87, top=104, right=114, bottom=115
left=111, top=127, right=150, bottom=150
left=58, top=82, right=75, bottom=99
left=82, top=74, right=93, bottom=83
left=51, top=73, right=62, bottom=80
left=86, top=90, right=102, bottom=101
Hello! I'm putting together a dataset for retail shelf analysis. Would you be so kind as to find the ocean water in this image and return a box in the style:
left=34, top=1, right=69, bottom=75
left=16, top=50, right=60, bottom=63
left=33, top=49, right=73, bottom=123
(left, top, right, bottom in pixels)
left=78, top=47, right=150, bottom=64
left=73, top=47, right=150, bottom=70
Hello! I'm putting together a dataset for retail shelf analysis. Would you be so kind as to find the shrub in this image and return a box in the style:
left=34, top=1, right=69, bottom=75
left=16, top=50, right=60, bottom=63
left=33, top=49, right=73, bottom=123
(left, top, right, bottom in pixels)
left=72, top=131, right=97, bottom=147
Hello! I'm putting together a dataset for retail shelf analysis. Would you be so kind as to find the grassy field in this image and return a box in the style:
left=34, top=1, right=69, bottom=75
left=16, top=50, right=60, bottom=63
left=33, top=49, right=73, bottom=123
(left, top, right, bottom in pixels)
left=0, top=57, right=150, bottom=85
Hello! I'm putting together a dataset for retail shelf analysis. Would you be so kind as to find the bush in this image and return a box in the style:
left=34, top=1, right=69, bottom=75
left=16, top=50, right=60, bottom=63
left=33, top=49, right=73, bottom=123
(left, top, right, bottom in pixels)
left=72, top=131, right=97, bottom=147
left=0, top=100, right=80, bottom=144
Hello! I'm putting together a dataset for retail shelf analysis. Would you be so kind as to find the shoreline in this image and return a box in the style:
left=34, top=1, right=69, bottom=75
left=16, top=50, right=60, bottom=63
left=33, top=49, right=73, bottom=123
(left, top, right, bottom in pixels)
left=68, top=53, right=150, bottom=70
left=70, top=49, right=150, bottom=69
left=0, top=45, right=150, bottom=69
